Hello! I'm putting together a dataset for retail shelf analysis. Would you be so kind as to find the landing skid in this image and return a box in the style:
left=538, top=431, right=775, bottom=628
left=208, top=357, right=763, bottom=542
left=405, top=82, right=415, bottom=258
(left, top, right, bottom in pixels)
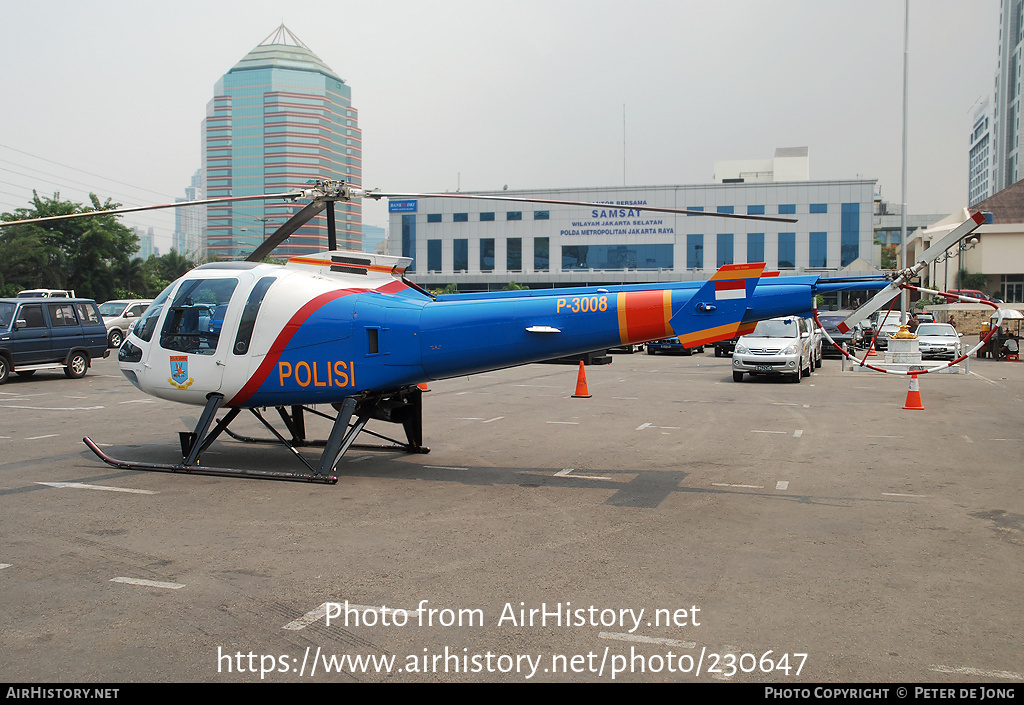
left=83, top=387, right=430, bottom=484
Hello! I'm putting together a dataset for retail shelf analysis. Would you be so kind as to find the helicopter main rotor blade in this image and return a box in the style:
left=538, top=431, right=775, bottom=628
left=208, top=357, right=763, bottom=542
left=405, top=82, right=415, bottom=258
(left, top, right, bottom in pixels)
left=246, top=200, right=327, bottom=262
left=0, top=191, right=304, bottom=227
left=361, top=191, right=798, bottom=224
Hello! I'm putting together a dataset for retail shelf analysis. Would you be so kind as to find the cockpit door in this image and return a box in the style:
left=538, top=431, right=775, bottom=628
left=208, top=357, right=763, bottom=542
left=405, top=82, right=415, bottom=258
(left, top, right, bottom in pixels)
left=150, top=273, right=249, bottom=397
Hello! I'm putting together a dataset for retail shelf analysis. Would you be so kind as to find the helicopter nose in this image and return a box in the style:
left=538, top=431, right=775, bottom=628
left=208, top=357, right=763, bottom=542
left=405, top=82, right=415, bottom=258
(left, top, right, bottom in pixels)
left=116, top=340, right=145, bottom=389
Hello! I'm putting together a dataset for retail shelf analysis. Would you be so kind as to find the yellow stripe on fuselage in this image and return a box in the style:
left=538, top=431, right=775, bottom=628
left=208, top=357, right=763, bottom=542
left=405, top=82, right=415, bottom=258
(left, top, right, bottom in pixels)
left=680, top=321, right=746, bottom=348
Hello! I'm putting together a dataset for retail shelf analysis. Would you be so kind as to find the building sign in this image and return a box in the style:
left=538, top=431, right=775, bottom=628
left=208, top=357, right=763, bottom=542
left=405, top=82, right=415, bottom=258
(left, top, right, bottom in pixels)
left=559, top=200, right=675, bottom=237
left=389, top=200, right=418, bottom=213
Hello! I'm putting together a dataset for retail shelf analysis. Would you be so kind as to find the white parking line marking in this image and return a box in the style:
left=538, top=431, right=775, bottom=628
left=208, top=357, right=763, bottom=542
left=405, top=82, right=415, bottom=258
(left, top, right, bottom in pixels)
left=712, top=483, right=764, bottom=489
left=636, top=423, right=680, bottom=431
left=882, top=492, right=930, bottom=498
left=424, top=465, right=469, bottom=471
left=36, top=482, right=157, bottom=495
left=968, top=371, right=1001, bottom=386
left=793, top=429, right=803, bottom=438
left=986, top=438, right=1019, bottom=442
left=347, top=456, right=373, bottom=463
left=0, top=564, right=11, bottom=570
left=555, top=469, right=611, bottom=480
left=283, top=601, right=423, bottom=631
left=26, top=434, right=59, bottom=440
left=751, top=430, right=787, bottom=434
left=776, top=481, right=789, bottom=490
left=482, top=416, right=504, bottom=424
left=964, top=435, right=974, bottom=443
left=599, top=632, right=697, bottom=648
left=118, top=399, right=155, bottom=404
left=284, top=602, right=331, bottom=630
left=546, top=421, right=579, bottom=425
left=866, top=435, right=904, bottom=439
left=110, top=577, right=184, bottom=589
left=1, top=405, right=104, bottom=411
left=514, top=384, right=557, bottom=388
left=929, top=665, right=1023, bottom=680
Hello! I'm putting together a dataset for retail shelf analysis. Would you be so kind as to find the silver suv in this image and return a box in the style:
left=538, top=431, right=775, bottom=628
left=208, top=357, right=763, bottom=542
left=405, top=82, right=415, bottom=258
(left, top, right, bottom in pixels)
left=732, top=316, right=816, bottom=383
left=98, top=299, right=152, bottom=348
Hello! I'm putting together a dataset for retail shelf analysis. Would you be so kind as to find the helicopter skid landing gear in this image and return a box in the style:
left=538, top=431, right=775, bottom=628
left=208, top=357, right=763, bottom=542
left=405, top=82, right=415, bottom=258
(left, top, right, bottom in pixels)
left=82, top=387, right=431, bottom=484
left=84, top=392, right=338, bottom=483
left=222, top=388, right=430, bottom=459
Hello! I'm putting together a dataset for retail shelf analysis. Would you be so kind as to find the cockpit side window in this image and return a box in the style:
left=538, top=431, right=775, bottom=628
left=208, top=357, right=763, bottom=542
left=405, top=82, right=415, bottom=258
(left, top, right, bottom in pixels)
left=232, top=277, right=276, bottom=355
left=135, top=284, right=175, bottom=343
left=159, top=278, right=238, bottom=355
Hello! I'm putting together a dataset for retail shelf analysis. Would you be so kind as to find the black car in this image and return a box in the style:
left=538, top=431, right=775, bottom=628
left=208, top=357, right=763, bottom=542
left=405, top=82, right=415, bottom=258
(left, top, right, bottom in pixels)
left=647, top=337, right=701, bottom=355
left=0, top=298, right=109, bottom=384
left=714, top=337, right=738, bottom=357
left=816, top=312, right=859, bottom=358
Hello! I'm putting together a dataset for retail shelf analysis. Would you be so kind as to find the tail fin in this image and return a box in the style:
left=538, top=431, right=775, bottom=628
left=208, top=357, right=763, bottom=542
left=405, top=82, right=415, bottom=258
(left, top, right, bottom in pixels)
left=670, top=263, right=764, bottom=347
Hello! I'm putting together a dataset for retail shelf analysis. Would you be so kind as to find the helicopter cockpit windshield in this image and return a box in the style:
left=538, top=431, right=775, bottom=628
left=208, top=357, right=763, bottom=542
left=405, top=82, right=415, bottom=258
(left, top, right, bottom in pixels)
left=159, top=278, right=238, bottom=355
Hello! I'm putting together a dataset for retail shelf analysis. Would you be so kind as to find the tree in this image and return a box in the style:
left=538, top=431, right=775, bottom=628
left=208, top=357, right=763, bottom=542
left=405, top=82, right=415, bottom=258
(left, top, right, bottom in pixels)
left=113, top=257, right=150, bottom=299
left=1, top=192, right=138, bottom=301
left=0, top=227, right=62, bottom=296
left=874, top=235, right=897, bottom=270
left=957, top=269, right=987, bottom=291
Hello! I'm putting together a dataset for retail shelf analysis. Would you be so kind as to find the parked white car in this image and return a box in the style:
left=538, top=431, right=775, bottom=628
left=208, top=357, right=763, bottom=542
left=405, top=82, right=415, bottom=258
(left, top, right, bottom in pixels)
left=732, top=316, right=817, bottom=383
left=915, top=323, right=963, bottom=360
left=98, top=299, right=152, bottom=348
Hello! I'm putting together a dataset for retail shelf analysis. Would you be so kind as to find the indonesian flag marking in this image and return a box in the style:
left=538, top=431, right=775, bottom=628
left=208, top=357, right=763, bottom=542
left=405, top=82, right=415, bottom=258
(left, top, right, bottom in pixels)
left=714, top=280, right=746, bottom=300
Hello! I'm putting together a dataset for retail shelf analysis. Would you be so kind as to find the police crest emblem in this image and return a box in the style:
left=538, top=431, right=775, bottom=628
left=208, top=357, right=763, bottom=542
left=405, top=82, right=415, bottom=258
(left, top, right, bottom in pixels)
left=168, top=355, right=193, bottom=390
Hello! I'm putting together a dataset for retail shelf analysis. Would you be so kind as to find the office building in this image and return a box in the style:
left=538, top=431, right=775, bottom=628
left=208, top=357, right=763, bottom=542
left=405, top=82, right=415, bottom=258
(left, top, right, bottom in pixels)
left=992, top=0, right=1024, bottom=194
left=714, top=147, right=810, bottom=183
left=173, top=168, right=203, bottom=258
left=969, top=98, right=993, bottom=206
left=388, top=178, right=877, bottom=291
left=202, top=24, right=362, bottom=259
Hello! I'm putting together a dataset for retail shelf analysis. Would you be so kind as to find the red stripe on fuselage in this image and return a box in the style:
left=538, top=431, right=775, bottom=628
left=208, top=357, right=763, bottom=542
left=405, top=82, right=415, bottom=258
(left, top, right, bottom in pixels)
left=226, top=279, right=410, bottom=407
left=620, top=289, right=672, bottom=343
left=377, top=280, right=408, bottom=294
left=227, top=289, right=364, bottom=407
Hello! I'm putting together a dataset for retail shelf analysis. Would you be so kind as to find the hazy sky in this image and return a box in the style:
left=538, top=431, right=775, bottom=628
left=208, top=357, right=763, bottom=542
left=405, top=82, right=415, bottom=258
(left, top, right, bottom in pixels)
left=0, top=0, right=1000, bottom=250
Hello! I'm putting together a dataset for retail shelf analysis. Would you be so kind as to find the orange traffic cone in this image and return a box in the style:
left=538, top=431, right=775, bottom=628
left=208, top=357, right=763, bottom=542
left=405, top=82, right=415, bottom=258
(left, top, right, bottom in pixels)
left=417, top=382, right=430, bottom=392
left=903, top=374, right=924, bottom=410
left=867, top=342, right=878, bottom=357
left=571, top=360, right=591, bottom=398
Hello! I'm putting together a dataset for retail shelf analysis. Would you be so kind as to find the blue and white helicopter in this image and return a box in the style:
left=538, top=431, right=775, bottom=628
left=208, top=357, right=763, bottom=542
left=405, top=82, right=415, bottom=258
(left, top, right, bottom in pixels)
left=7, top=180, right=938, bottom=484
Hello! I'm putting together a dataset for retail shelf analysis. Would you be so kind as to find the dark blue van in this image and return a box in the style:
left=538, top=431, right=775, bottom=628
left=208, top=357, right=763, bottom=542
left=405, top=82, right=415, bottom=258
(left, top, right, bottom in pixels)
left=0, top=298, right=109, bottom=384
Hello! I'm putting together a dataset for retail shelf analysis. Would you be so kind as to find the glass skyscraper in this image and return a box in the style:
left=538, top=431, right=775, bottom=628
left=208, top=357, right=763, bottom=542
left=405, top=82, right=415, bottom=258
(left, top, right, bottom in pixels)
left=202, top=25, right=362, bottom=259
left=992, top=0, right=1024, bottom=195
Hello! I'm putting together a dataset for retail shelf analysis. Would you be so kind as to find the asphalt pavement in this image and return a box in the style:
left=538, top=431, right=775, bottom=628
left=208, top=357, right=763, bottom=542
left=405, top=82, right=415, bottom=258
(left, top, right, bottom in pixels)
left=0, top=351, right=1021, bottom=683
